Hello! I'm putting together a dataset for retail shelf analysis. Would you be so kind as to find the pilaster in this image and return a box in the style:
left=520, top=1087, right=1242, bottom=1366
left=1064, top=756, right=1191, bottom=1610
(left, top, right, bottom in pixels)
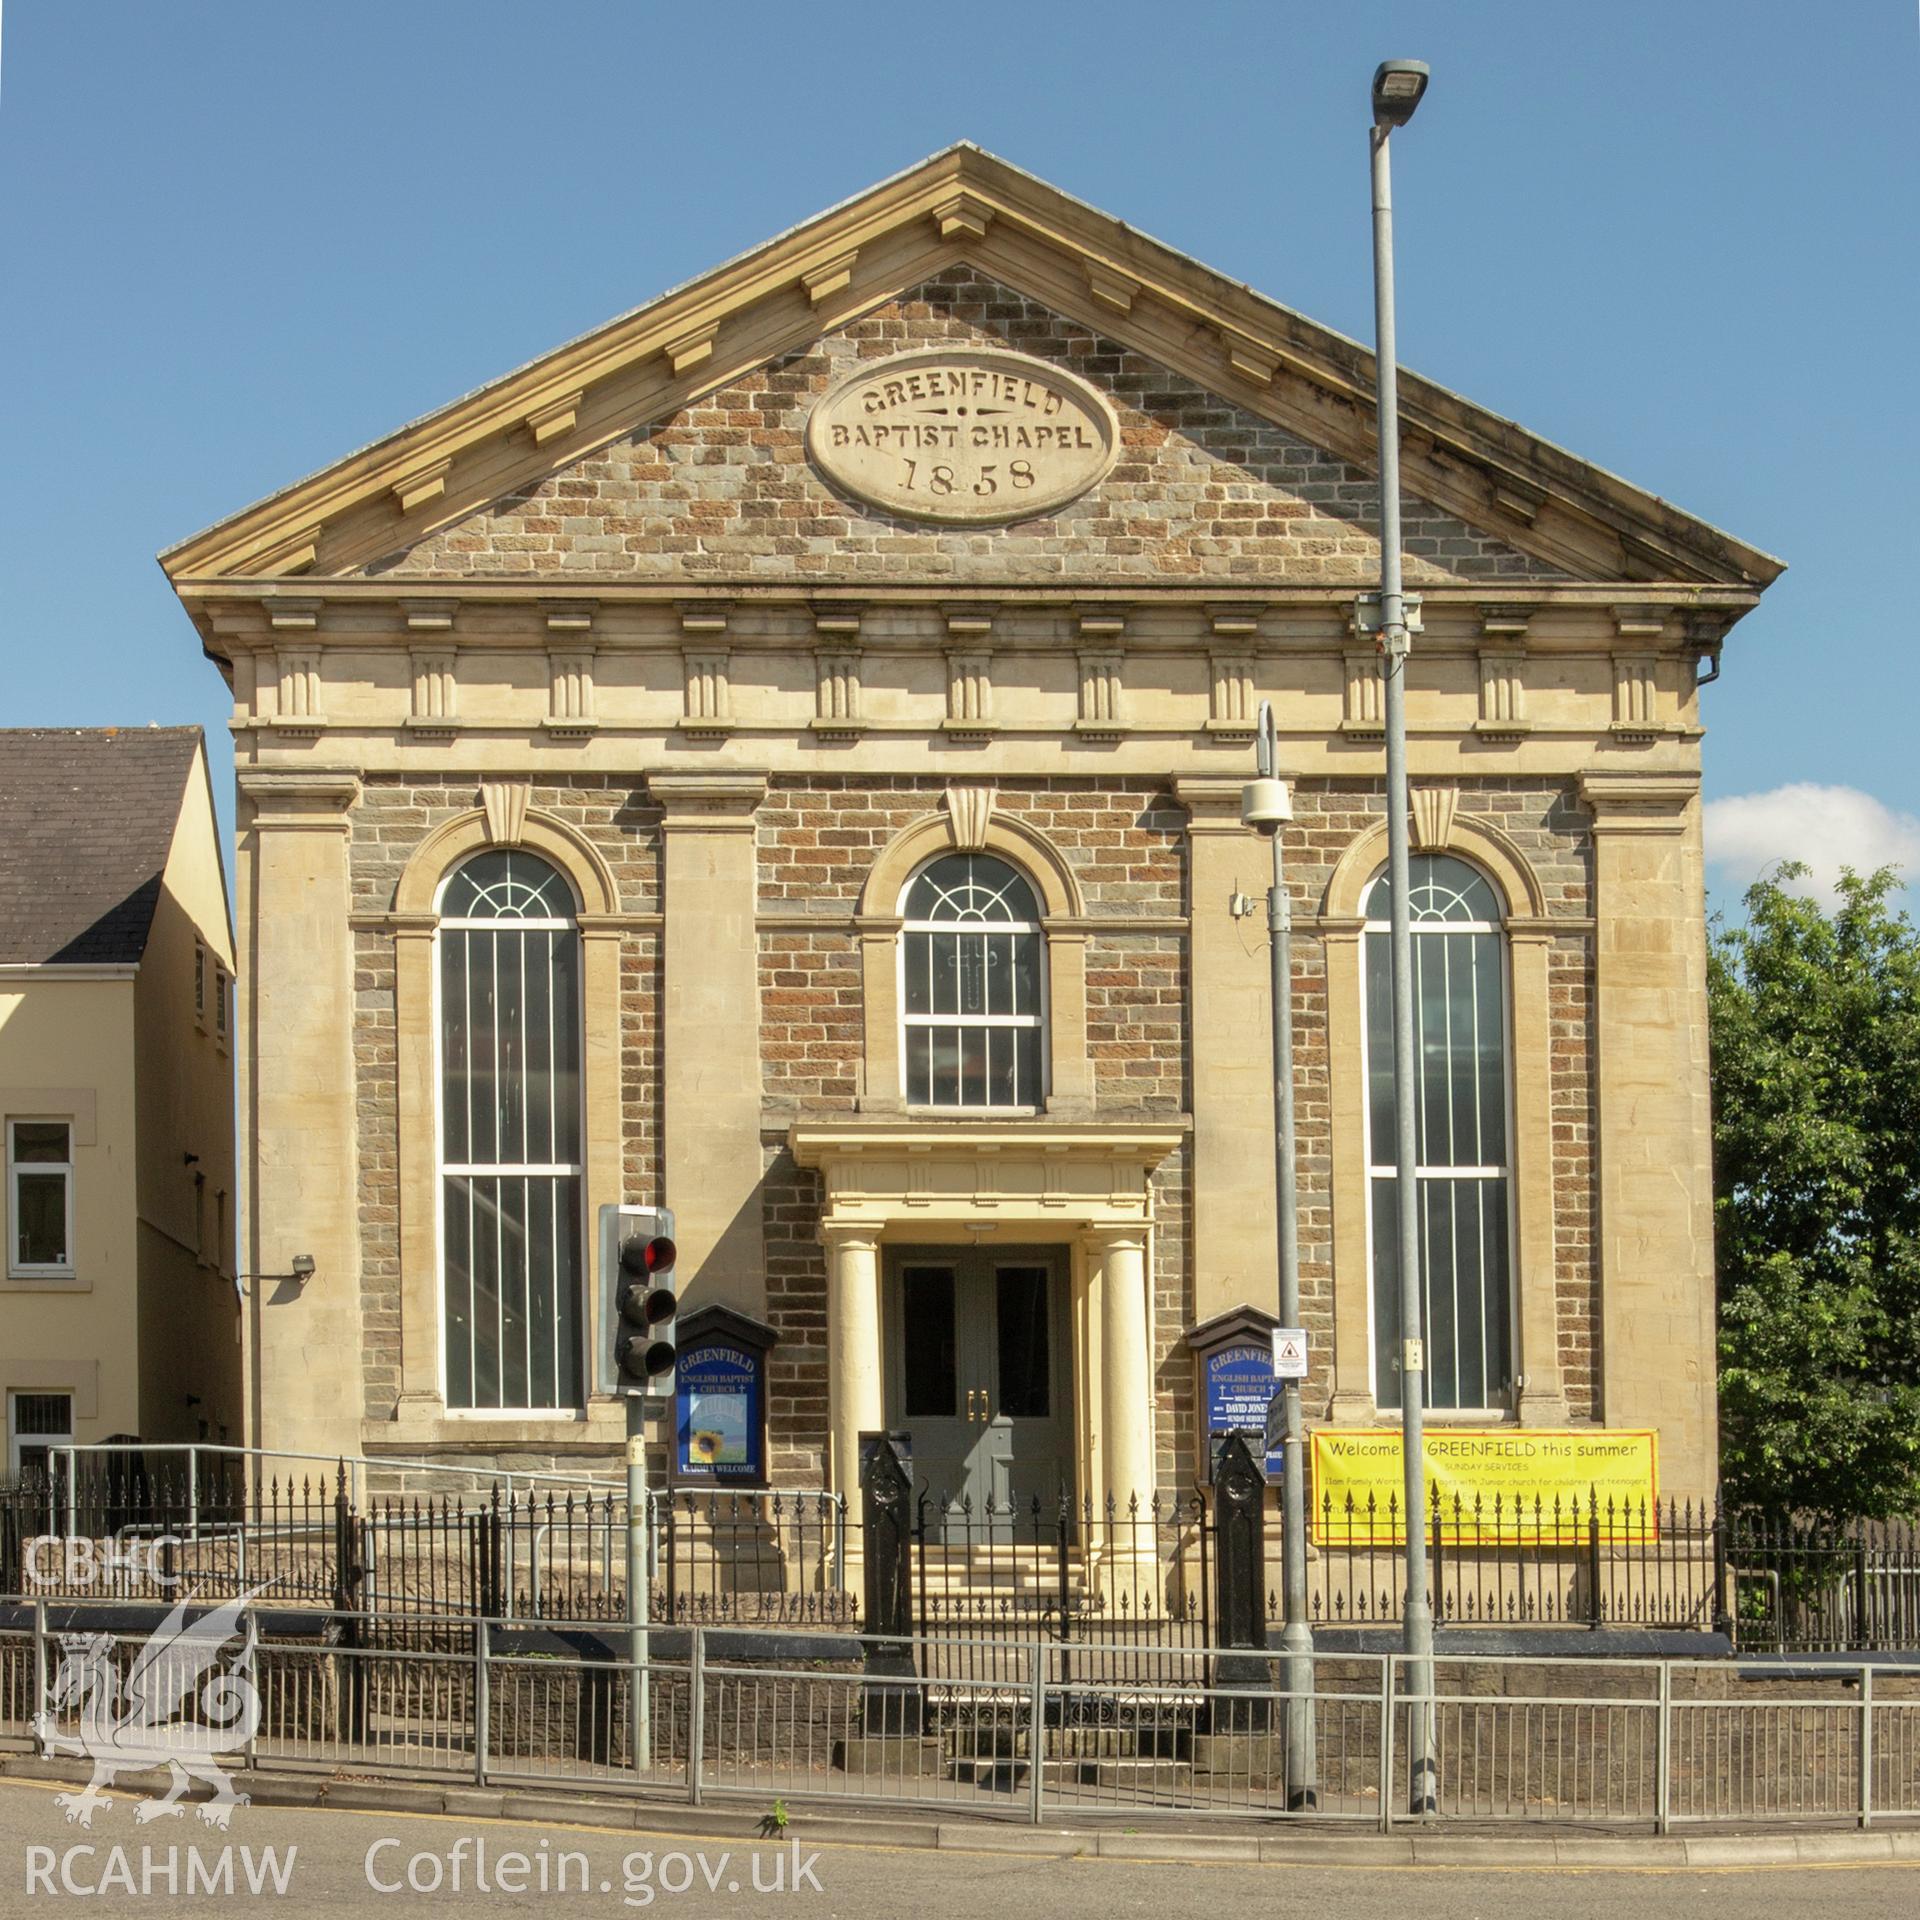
left=1321, top=916, right=1375, bottom=1420
left=650, top=771, right=769, bottom=1316
left=236, top=769, right=363, bottom=1460
left=1507, top=923, right=1569, bottom=1424
left=1579, top=769, right=1716, bottom=1498
left=1175, top=778, right=1279, bottom=1328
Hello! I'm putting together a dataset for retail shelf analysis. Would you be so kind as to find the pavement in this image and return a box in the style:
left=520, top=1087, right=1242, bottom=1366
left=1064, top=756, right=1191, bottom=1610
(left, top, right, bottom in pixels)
left=0, top=1760, right=1917, bottom=1917
left=1, top=1776, right=1917, bottom=1918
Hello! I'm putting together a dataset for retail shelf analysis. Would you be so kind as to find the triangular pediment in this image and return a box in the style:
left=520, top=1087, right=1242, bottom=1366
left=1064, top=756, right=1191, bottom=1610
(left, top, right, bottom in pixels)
left=359, top=266, right=1570, bottom=593
left=160, top=145, right=1781, bottom=595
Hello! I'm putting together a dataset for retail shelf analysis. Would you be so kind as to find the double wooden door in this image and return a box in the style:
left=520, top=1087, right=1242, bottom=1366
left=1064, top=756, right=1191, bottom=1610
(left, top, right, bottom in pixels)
left=884, top=1245, right=1073, bottom=1531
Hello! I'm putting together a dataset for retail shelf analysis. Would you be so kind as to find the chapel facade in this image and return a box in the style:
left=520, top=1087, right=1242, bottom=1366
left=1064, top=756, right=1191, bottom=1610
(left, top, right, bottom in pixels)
left=162, top=147, right=1781, bottom=1513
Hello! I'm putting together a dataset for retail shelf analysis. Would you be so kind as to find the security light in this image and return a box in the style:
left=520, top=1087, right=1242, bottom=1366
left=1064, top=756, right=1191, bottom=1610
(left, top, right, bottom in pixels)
left=1371, top=59, right=1430, bottom=127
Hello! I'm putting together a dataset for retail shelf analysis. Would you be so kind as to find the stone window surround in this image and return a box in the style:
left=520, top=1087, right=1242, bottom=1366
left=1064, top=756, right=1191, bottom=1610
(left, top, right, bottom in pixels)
left=1318, top=814, right=1570, bottom=1428
left=386, top=802, right=627, bottom=1444
left=853, top=807, right=1094, bottom=1118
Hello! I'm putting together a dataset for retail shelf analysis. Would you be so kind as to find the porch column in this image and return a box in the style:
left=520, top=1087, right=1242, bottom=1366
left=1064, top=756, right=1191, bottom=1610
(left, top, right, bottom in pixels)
left=824, top=1227, right=885, bottom=1500
left=1086, top=1226, right=1154, bottom=1592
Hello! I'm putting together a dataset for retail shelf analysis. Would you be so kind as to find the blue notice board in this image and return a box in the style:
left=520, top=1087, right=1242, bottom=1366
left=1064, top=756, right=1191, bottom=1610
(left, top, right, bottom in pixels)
left=674, top=1339, right=766, bottom=1486
left=1204, top=1340, right=1282, bottom=1479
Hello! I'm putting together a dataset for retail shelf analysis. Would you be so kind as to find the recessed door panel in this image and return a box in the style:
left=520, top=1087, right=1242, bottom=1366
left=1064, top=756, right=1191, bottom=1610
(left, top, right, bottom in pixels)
left=885, top=1246, right=1073, bottom=1537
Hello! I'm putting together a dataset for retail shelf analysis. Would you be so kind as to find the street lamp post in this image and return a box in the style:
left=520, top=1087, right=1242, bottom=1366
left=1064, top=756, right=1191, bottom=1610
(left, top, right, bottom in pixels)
left=1367, top=55, right=1438, bottom=1817
left=1242, top=705, right=1315, bottom=1809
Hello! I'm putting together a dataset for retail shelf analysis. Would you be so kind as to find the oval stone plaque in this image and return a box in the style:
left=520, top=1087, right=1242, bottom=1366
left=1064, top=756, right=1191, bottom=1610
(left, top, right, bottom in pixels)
left=806, top=348, right=1118, bottom=525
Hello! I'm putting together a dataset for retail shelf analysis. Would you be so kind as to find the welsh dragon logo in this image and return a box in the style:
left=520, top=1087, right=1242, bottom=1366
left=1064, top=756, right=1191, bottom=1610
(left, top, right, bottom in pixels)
left=32, top=1587, right=267, bottom=1828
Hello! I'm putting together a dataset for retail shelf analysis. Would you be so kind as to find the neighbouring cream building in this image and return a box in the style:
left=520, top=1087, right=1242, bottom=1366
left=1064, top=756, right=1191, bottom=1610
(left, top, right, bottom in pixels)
left=162, top=148, right=1781, bottom=1516
left=0, top=729, right=241, bottom=1471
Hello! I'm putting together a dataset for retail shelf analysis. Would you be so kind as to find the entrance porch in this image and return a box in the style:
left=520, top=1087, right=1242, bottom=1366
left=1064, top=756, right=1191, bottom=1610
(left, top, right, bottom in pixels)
left=788, top=1119, right=1186, bottom=1590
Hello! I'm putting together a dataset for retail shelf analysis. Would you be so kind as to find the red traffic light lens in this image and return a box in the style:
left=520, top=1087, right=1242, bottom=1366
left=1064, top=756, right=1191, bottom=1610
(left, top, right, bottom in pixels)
left=645, top=1235, right=676, bottom=1273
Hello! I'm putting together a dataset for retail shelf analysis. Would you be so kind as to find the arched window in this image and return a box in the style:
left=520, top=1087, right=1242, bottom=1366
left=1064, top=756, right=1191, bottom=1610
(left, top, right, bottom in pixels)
left=1363, top=853, right=1513, bottom=1411
left=900, top=852, right=1047, bottom=1109
left=437, top=849, right=583, bottom=1411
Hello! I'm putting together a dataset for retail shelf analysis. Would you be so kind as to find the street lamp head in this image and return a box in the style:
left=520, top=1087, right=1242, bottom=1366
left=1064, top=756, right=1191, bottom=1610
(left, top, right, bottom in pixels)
left=1371, top=59, right=1429, bottom=128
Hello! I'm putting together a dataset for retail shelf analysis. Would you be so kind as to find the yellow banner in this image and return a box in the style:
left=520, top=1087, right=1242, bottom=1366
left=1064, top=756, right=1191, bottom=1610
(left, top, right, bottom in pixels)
left=1309, top=1429, right=1660, bottom=1543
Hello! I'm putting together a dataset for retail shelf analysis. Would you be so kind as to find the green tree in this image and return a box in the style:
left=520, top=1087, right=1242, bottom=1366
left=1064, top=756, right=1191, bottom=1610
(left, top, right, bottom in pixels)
left=1709, top=866, right=1920, bottom=1522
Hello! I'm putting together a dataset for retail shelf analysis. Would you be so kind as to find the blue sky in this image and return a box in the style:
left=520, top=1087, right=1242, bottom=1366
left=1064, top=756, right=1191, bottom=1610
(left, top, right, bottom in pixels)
left=3, top=2, right=1915, bottom=911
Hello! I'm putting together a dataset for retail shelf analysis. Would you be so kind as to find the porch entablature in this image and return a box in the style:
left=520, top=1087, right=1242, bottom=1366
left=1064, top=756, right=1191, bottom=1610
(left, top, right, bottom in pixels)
left=789, top=1118, right=1187, bottom=1236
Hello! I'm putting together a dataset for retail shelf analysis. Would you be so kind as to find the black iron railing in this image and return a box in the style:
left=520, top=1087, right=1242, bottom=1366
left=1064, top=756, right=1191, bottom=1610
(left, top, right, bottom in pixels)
left=1308, top=1486, right=1722, bottom=1632
left=5, top=1453, right=1916, bottom=1657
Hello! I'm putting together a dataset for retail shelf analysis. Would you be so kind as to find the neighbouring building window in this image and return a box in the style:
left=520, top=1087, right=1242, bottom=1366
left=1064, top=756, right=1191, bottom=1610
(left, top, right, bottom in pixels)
left=1363, top=854, right=1515, bottom=1411
left=7, top=1390, right=72, bottom=1479
left=8, top=1121, right=73, bottom=1275
left=437, top=849, right=584, bottom=1411
left=194, top=943, right=207, bottom=1026
left=900, top=852, right=1047, bottom=1108
left=215, top=968, right=230, bottom=1043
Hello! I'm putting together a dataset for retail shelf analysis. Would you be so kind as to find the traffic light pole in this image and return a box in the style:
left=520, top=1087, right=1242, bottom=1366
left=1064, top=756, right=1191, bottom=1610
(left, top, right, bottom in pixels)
left=627, top=1396, right=651, bottom=1774
left=601, top=1202, right=677, bottom=1781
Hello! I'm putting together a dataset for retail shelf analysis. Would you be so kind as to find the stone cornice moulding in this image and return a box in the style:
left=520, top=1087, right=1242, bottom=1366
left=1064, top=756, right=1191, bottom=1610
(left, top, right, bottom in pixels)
left=791, top=1121, right=1182, bottom=1236
left=1578, top=769, right=1698, bottom=833
left=179, top=579, right=1770, bottom=645
left=237, top=768, right=360, bottom=830
left=392, top=460, right=453, bottom=514
left=1173, top=775, right=1259, bottom=830
left=646, top=770, right=768, bottom=832
left=790, top=1114, right=1188, bottom=1181
left=158, top=148, right=1785, bottom=599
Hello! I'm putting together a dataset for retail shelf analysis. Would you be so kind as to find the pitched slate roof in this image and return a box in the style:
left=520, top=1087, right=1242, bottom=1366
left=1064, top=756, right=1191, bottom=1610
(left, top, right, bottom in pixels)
left=0, top=729, right=203, bottom=965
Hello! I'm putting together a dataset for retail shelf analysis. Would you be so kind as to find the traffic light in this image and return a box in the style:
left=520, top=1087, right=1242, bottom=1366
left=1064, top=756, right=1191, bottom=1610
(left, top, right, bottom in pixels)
left=597, top=1204, right=678, bottom=1398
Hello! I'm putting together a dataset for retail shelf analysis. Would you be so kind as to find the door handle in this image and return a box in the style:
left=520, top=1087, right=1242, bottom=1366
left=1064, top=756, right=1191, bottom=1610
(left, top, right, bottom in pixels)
left=965, top=1388, right=979, bottom=1422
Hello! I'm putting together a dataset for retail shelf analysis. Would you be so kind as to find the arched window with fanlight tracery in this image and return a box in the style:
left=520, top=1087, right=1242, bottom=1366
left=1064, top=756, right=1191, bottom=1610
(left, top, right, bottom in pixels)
left=1363, top=852, right=1515, bottom=1412
left=436, top=848, right=584, bottom=1410
left=899, top=852, right=1048, bottom=1109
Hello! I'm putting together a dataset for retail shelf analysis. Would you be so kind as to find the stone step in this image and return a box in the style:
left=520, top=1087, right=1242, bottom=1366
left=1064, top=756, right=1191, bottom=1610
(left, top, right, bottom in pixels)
left=921, top=1543, right=1090, bottom=1559
left=917, top=1570, right=1085, bottom=1595
left=950, top=1755, right=1196, bottom=1790
left=945, top=1725, right=1189, bottom=1761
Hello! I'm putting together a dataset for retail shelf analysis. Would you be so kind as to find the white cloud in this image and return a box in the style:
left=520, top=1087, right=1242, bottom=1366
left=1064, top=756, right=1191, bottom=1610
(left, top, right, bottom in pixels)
left=1703, top=784, right=1920, bottom=910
